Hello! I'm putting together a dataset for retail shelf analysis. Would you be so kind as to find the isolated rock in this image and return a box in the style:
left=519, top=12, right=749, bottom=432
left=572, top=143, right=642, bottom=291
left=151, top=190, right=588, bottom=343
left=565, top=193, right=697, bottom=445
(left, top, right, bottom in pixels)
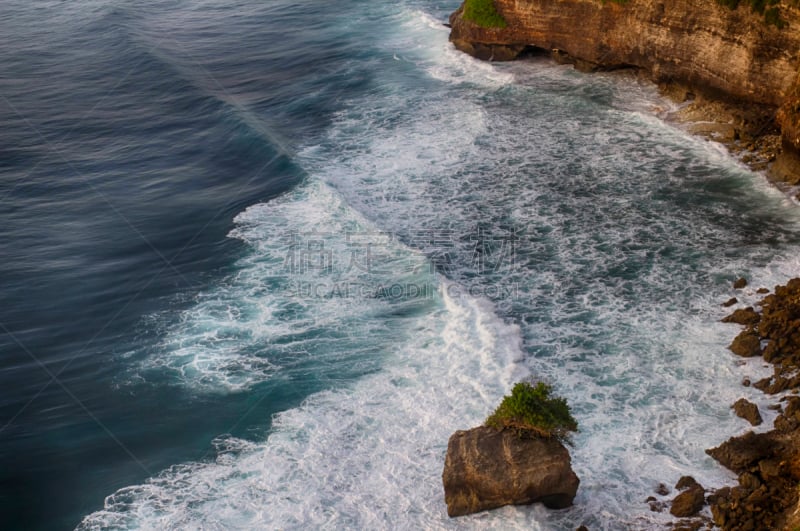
left=732, top=398, right=763, bottom=426
left=675, top=476, right=700, bottom=491
left=442, top=426, right=579, bottom=517
left=733, top=277, right=748, bottom=289
left=722, top=297, right=738, bottom=307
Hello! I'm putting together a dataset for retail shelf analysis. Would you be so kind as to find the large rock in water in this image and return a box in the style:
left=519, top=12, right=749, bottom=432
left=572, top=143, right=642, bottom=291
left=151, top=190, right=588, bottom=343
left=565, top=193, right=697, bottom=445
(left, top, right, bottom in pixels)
left=442, top=426, right=579, bottom=517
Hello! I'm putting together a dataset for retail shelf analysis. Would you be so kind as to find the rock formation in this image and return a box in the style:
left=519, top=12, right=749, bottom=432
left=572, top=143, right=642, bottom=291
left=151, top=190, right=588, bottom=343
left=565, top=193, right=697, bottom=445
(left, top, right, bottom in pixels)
left=670, top=476, right=705, bottom=518
left=442, top=426, right=579, bottom=517
left=704, top=278, right=800, bottom=529
left=449, top=0, right=800, bottom=180
left=732, top=398, right=763, bottom=426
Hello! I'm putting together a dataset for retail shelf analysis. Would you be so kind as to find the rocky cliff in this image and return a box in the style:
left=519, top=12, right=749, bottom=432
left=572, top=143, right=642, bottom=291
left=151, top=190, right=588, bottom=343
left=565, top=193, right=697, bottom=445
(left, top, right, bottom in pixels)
left=450, top=0, right=800, bottom=178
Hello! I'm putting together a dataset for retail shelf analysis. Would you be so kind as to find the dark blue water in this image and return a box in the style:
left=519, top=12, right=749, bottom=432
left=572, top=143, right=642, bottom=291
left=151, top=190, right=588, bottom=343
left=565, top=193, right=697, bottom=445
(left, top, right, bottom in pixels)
left=4, top=1, right=800, bottom=530
left=0, top=1, right=397, bottom=528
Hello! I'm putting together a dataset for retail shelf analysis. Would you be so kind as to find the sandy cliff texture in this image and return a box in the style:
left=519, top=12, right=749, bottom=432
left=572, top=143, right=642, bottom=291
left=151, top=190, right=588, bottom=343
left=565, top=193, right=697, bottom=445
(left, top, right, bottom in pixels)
left=450, top=0, right=800, bottom=177
left=450, top=0, right=800, bottom=106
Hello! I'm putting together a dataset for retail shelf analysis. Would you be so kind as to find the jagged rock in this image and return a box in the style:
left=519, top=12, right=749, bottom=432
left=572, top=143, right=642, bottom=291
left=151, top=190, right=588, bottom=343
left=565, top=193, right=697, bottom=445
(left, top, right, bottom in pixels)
left=721, top=307, right=760, bottom=326
left=732, top=398, right=763, bottom=426
left=728, top=331, right=762, bottom=357
left=675, top=476, right=700, bottom=491
left=671, top=517, right=710, bottom=531
left=733, top=278, right=748, bottom=289
left=670, top=482, right=705, bottom=517
left=442, top=426, right=579, bottom=517
left=647, top=496, right=666, bottom=512
left=706, top=431, right=777, bottom=474
left=722, top=297, right=738, bottom=307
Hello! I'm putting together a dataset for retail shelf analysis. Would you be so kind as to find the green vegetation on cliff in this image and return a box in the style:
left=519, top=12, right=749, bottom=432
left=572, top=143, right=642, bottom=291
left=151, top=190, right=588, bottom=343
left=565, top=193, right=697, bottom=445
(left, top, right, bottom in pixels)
left=717, top=0, right=790, bottom=28
left=485, top=382, right=578, bottom=443
left=463, top=0, right=507, bottom=28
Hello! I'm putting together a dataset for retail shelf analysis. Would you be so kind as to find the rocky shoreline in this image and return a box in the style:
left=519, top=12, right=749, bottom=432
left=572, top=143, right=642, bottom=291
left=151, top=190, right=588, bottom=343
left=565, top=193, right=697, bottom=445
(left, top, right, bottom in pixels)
left=446, top=2, right=800, bottom=527
left=448, top=0, right=800, bottom=187
left=696, top=279, right=800, bottom=530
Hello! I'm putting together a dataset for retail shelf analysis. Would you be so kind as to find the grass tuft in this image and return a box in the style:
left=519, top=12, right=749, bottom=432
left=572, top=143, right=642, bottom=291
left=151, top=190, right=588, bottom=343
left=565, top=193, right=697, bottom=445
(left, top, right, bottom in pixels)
left=485, top=381, right=578, bottom=444
left=463, top=0, right=508, bottom=28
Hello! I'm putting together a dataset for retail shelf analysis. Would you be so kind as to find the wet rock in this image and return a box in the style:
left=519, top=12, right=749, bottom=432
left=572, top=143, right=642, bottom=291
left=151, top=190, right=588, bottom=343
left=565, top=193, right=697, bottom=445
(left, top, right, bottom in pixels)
left=442, top=426, right=579, bottom=517
left=742, top=377, right=751, bottom=387
left=732, top=398, right=763, bottom=426
left=647, top=496, right=666, bottom=512
left=721, top=307, right=760, bottom=326
left=670, top=482, right=705, bottom=517
left=675, top=476, right=700, bottom=491
left=671, top=518, right=710, bottom=531
left=656, top=483, right=670, bottom=496
left=722, top=297, right=738, bottom=307
left=733, top=277, right=748, bottom=289
left=757, top=288, right=770, bottom=294
left=706, top=431, right=777, bottom=474
left=729, top=331, right=762, bottom=357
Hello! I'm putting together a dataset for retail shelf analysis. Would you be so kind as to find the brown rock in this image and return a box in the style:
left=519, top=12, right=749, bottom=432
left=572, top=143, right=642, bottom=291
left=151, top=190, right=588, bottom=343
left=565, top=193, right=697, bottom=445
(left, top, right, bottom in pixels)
left=448, top=1, right=800, bottom=108
left=670, top=484, right=705, bottom=517
left=655, top=483, right=670, bottom=496
left=729, top=331, right=762, bottom=357
left=757, top=288, right=770, bottom=294
left=721, top=307, right=760, bottom=326
left=675, top=475, right=700, bottom=491
left=733, top=277, right=748, bottom=290
left=732, top=398, right=763, bottom=426
left=722, top=297, right=738, bottom=307
left=706, top=431, right=777, bottom=473
left=442, top=426, right=579, bottom=517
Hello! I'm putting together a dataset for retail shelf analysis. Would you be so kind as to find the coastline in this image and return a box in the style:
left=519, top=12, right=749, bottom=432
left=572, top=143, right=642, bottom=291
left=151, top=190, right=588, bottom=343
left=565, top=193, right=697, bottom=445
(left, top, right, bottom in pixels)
left=448, top=0, right=800, bottom=189
left=447, top=1, right=800, bottom=527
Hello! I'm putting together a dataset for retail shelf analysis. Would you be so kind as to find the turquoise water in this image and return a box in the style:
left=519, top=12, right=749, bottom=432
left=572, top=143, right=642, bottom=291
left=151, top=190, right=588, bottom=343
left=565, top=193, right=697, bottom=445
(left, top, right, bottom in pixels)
left=3, top=1, right=800, bottom=529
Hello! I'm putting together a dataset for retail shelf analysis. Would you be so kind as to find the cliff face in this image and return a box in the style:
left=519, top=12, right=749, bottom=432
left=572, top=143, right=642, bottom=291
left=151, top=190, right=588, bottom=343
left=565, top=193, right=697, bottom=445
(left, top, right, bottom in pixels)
left=450, top=0, right=800, bottom=107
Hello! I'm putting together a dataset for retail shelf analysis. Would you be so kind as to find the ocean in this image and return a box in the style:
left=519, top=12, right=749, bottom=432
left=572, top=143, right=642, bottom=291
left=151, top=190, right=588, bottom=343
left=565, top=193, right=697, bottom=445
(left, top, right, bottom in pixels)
left=2, top=1, right=800, bottom=529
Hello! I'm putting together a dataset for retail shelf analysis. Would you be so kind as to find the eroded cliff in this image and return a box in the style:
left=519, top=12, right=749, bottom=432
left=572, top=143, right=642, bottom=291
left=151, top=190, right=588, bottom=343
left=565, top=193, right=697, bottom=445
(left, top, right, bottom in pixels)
left=450, top=0, right=800, bottom=178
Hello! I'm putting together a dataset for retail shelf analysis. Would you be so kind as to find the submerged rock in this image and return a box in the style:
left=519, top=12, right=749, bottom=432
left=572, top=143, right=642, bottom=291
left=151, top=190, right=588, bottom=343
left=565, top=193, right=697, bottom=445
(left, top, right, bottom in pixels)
left=442, top=426, right=579, bottom=517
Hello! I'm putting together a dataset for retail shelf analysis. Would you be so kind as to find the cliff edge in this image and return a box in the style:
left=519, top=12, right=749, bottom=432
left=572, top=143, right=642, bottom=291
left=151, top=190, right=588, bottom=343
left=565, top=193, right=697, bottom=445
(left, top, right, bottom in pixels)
left=449, top=0, right=800, bottom=181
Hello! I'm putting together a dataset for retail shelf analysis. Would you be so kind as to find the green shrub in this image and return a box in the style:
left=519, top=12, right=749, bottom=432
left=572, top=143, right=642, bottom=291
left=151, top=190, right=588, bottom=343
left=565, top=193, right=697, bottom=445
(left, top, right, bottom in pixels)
left=485, top=381, right=578, bottom=444
left=463, top=0, right=507, bottom=28
left=717, top=0, right=788, bottom=28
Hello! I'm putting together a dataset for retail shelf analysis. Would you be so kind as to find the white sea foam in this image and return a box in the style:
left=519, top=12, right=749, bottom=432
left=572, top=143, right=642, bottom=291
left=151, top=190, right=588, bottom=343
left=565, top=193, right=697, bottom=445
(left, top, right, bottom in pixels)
left=88, top=4, right=800, bottom=530
left=131, top=180, right=433, bottom=393
left=80, top=281, right=538, bottom=530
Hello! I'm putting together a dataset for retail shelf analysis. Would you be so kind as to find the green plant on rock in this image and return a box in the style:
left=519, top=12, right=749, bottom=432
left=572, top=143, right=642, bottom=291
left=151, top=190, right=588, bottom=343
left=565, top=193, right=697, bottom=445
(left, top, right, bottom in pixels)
left=463, top=0, right=507, bottom=28
left=485, top=381, right=578, bottom=444
left=716, top=0, right=789, bottom=28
